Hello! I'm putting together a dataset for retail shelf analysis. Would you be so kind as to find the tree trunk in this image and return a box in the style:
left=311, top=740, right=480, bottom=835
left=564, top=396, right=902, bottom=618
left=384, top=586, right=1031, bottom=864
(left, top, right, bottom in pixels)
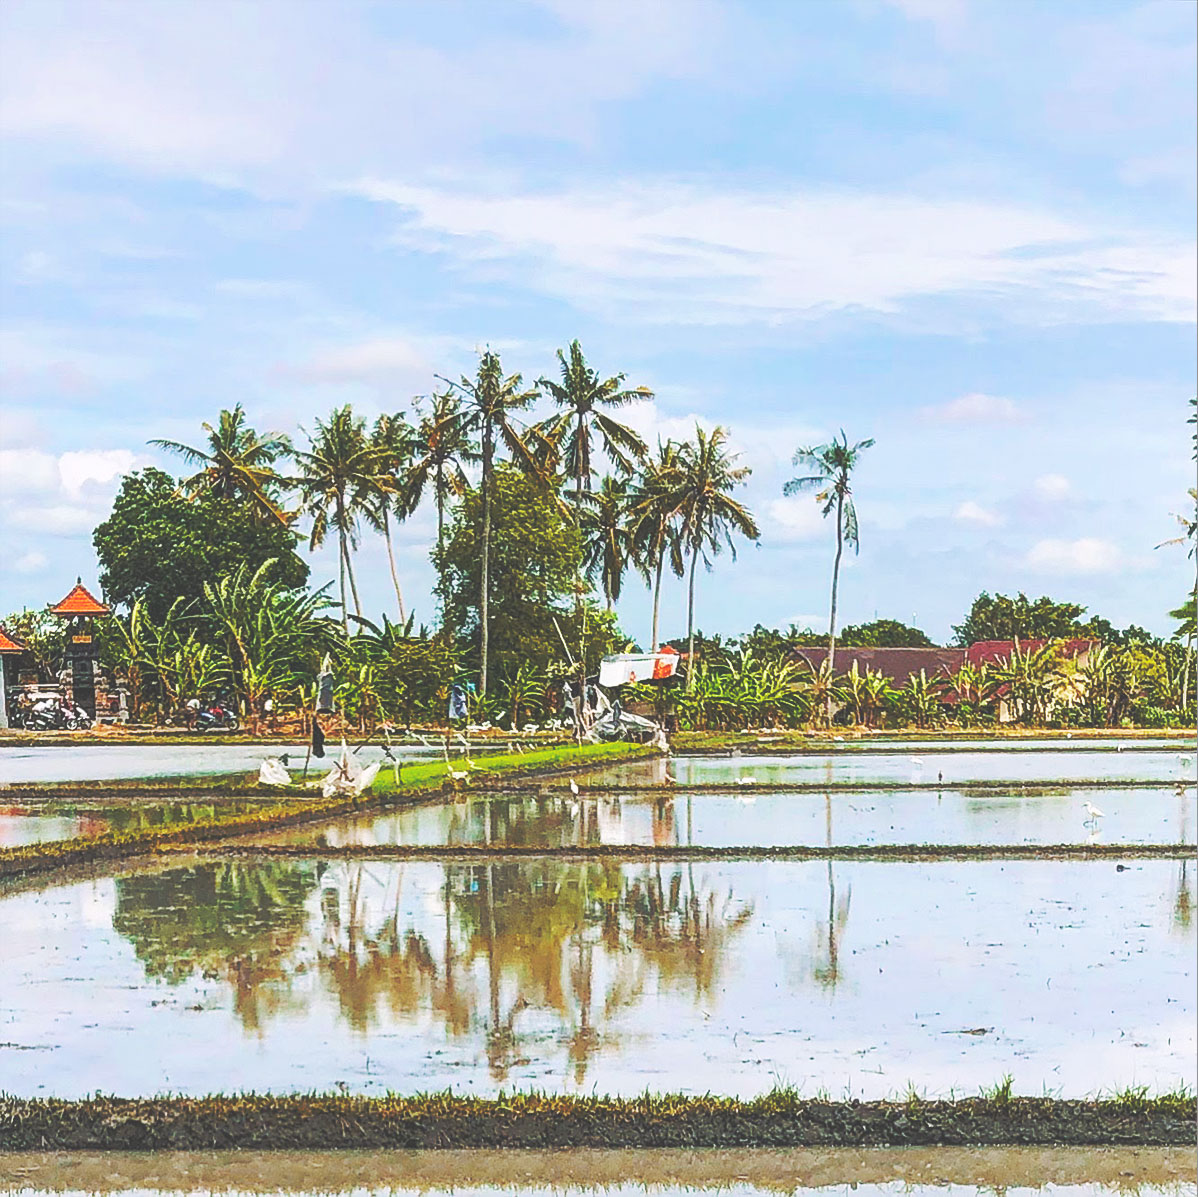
left=685, top=542, right=699, bottom=690
left=338, top=522, right=349, bottom=631
left=382, top=506, right=406, bottom=623
left=826, top=493, right=845, bottom=725
left=650, top=543, right=665, bottom=651
left=480, top=427, right=493, bottom=695
left=342, top=535, right=363, bottom=622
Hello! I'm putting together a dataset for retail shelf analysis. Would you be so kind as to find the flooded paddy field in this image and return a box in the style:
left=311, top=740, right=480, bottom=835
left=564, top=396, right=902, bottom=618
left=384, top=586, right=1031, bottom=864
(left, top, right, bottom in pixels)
left=1, top=854, right=1192, bottom=1100
left=0, top=800, right=262, bottom=847
left=2, top=1146, right=1193, bottom=1194
left=248, top=785, right=1197, bottom=849
left=0, top=741, right=499, bottom=787
left=604, top=747, right=1197, bottom=788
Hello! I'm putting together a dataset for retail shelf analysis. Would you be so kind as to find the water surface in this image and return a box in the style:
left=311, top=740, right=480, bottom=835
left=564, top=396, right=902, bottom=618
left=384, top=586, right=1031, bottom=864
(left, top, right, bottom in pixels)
left=250, top=786, right=1197, bottom=849
left=2, top=856, right=1191, bottom=1100
left=0, top=800, right=260, bottom=846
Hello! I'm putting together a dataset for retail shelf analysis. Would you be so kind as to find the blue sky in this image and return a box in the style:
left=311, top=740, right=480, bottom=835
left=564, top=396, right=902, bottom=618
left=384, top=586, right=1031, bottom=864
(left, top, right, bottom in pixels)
left=1, top=0, right=1194, bottom=644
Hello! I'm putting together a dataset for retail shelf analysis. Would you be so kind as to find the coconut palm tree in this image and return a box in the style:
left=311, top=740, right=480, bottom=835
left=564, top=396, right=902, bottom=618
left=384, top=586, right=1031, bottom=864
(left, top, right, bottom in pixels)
left=578, top=475, right=634, bottom=611
left=150, top=403, right=293, bottom=526
left=366, top=412, right=416, bottom=622
left=536, top=340, right=652, bottom=501
left=293, top=406, right=381, bottom=629
left=437, top=352, right=540, bottom=694
left=627, top=440, right=685, bottom=651
left=784, top=431, right=874, bottom=711
left=404, top=391, right=478, bottom=624
left=672, top=426, right=759, bottom=688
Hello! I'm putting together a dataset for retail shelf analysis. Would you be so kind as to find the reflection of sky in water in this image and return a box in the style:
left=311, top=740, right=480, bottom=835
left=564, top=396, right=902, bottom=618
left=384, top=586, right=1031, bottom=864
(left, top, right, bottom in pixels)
left=607, top=750, right=1196, bottom=786
left=0, top=743, right=472, bottom=785
left=254, top=786, right=1198, bottom=849
left=2, top=858, right=1192, bottom=1100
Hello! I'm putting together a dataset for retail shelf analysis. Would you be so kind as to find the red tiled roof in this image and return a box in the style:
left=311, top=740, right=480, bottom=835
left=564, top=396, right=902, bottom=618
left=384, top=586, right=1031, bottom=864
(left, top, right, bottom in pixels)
left=49, top=581, right=110, bottom=616
left=0, top=626, right=27, bottom=654
left=796, top=646, right=965, bottom=685
left=966, top=638, right=1095, bottom=665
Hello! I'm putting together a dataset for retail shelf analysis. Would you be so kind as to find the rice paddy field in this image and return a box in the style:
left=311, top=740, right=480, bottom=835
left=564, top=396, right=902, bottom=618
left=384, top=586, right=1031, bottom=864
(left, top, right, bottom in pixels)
left=0, top=734, right=1194, bottom=1190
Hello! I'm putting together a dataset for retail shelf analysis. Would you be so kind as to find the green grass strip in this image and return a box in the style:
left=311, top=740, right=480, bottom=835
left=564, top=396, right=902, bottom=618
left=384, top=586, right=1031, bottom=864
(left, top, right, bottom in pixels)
left=0, top=741, right=655, bottom=883
left=1, top=1089, right=1192, bottom=1150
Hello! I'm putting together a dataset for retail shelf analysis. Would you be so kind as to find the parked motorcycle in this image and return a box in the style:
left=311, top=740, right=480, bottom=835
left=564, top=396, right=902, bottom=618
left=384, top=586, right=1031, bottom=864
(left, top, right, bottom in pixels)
left=22, top=696, right=92, bottom=731
left=196, top=699, right=239, bottom=733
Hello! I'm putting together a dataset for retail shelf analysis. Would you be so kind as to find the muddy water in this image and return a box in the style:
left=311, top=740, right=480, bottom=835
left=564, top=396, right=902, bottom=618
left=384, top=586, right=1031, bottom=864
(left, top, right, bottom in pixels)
left=606, top=749, right=1196, bottom=787
left=2, top=1147, right=1192, bottom=1194
left=249, top=786, right=1198, bottom=849
left=2, top=856, right=1192, bottom=1100
left=0, top=800, right=260, bottom=846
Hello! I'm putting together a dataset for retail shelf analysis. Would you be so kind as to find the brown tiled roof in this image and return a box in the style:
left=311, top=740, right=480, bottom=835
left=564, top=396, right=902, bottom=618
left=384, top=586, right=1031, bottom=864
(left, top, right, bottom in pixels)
left=49, top=581, right=110, bottom=616
left=966, top=638, right=1096, bottom=665
left=0, top=626, right=27, bottom=654
left=796, top=646, right=965, bottom=685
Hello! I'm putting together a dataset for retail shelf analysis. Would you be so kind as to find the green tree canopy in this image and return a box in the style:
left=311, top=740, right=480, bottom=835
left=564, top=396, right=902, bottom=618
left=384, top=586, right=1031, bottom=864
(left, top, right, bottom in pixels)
left=94, top=468, right=309, bottom=621
left=839, top=618, right=933, bottom=647
left=437, top=464, right=622, bottom=679
left=950, top=591, right=1134, bottom=646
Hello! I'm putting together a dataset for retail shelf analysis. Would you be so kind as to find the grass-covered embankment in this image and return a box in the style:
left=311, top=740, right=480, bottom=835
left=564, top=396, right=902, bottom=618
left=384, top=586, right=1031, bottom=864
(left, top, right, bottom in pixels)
left=0, top=741, right=655, bottom=883
left=1, top=1088, right=1191, bottom=1150
left=672, top=729, right=1197, bottom=754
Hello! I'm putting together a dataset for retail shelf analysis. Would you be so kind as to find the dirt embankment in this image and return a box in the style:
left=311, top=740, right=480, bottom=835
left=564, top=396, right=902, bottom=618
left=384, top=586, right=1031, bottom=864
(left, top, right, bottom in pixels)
left=1, top=1092, right=1192, bottom=1151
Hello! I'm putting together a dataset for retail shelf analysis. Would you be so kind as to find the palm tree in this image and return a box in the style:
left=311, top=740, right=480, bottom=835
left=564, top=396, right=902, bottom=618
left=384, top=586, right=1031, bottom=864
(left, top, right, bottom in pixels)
left=672, top=426, right=759, bottom=687
left=151, top=403, right=293, bottom=526
left=404, top=391, right=478, bottom=625
left=438, top=352, right=540, bottom=694
left=536, top=340, right=652, bottom=501
left=578, top=475, right=634, bottom=611
left=366, top=412, right=416, bottom=622
left=627, top=440, right=685, bottom=651
left=784, top=430, right=874, bottom=688
left=293, top=406, right=380, bottom=629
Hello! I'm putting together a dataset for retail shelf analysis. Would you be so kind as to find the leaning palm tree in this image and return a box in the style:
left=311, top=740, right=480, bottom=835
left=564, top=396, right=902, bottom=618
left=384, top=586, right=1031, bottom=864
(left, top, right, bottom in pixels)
left=536, top=340, right=651, bottom=501
left=151, top=403, right=293, bottom=525
left=627, top=440, right=685, bottom=651
left=293, top=406, right=380, bottom=629
left=437, top=352, right=540, bottom=694
left=404, top=391, right=478, bottom=624
left=672, top=426, right=759, bottom=687
left=366, top=412, right=416, bottom=622
left=784, top=431, right=874, bottom=686
left=578, top=475, right=634, bottom=611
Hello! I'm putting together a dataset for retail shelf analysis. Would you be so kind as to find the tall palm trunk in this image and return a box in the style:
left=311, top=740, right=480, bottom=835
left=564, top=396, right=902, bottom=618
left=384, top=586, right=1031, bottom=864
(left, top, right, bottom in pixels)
left=480, top=426, right=493, bottom=695
left=381, top=505, right=406, bottom=622
left=342, top=534, right=363, bottom=621
left=825, top=493, right=845, bottom=724
left=337, top=522, right=349, bottom=631
left=650, top=543, right=665, bottom=651
left=435, top=481, right=447, bottom=631
left=685, top=542, right=700, bottom=691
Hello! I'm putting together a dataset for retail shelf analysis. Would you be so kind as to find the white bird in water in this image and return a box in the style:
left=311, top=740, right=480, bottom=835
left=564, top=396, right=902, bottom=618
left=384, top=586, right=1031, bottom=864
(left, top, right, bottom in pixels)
left=737, top=775, right=757, bottom=786
left=569, top=778, right=580, bottom=796
left=908, top=756, right=924, bottom=767
left=1083, top=801, right=1105, bottom=826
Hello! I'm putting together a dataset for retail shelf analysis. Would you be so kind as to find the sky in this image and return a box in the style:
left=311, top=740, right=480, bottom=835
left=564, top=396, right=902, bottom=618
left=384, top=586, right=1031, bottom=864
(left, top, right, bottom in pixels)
left=0, top=0, right=1194, bottom=646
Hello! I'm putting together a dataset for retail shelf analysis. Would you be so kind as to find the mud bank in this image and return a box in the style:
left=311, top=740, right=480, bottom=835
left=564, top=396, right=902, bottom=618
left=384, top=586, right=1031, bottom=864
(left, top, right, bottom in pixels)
left=2, top=1092, right=1193, bottom=1150
left=0, top=1145, right=1191, bottom=1192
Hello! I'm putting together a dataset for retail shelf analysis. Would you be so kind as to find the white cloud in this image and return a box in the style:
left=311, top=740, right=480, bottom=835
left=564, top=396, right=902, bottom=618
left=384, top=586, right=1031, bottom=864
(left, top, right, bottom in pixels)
left=0, top=448, right=59, bottom=495
left=8, top=504, right=98, bottom=535
left=351, top=178, right=1197, bottom=330
left=921, top=393, right=1022, bottom=424
left=766, top=496, right=828, bottom=543
left=953, top=500, right=1002, bottom=526
left=1025, top=537, right=1121, bottom=575
left=14, top=550, right=48, bottom=575
left=1033, top=473, right=1072, bottom=501
left=58, top=449, right=136, bottom=497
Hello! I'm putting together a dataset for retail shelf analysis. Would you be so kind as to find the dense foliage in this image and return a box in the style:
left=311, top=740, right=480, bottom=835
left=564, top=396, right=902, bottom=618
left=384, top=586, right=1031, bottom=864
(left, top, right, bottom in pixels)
left=94, top=468, right=308, bottom=621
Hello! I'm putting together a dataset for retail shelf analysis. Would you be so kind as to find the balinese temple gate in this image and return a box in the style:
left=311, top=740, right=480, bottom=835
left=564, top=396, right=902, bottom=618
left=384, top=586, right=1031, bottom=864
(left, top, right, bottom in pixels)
left=49, top=580, right=111, bottom=720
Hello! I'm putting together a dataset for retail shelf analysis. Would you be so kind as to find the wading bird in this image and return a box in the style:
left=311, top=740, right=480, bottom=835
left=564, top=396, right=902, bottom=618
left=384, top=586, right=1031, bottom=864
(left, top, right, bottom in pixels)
left=1083, top=800, right=1105, bottom=827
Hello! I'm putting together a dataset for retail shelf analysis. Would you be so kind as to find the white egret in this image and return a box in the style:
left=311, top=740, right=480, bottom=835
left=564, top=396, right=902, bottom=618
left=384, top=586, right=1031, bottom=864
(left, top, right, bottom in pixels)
left=569, top=778, right=580, bottom=796
left=737, top=776, right=757, bottom=786
left=1083, top=801, right=1105, bottom=826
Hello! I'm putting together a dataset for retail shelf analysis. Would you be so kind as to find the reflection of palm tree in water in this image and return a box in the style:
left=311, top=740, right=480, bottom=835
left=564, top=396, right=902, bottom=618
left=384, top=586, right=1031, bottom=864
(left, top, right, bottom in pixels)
left=1174, top=798, right=1193, bottom=931
left=812, top=791, right=851, bottom=990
